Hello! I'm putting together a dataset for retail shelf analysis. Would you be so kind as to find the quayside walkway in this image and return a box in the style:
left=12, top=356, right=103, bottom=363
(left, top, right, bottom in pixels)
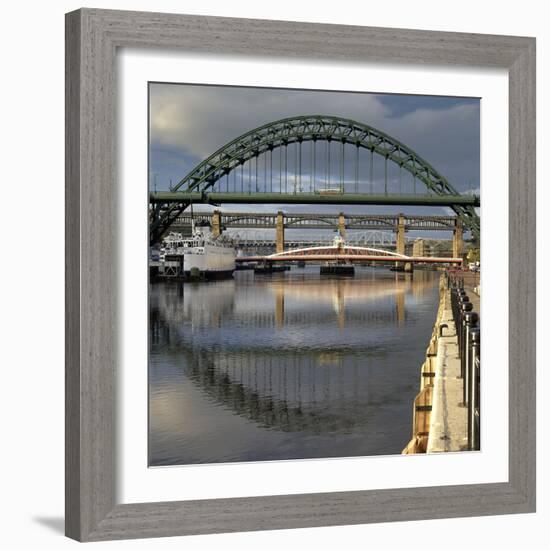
left=403, top=275, right=480, bottom=454
left=426, top=289, right=467, bottom=452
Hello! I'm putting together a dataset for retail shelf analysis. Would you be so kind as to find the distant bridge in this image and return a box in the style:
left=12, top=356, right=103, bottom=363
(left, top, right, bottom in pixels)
left=150, top=115, right=480, bottom=242
left=237, top=241, right=462, bottom=266
left=173, top=211, right=460, bottom=231
left=175, top=210, right=465, bottom=259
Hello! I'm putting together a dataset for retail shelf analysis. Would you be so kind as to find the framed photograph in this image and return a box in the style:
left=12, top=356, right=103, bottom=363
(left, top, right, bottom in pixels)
left=65, top=8, right=536, bottom=542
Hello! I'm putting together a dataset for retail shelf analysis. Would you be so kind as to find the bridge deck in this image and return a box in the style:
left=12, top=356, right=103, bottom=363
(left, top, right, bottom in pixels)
left=237, top=254, right=461, bottom=264
left=151, top=191, right=480, bottom=207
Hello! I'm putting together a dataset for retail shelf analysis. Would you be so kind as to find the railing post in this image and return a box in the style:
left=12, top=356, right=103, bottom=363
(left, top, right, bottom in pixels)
left=451, top=285, right=464, bottom=333
left=462, top=311, right=478, bottom=407
left=459, top=298, right=472, bottom=382
left=469, top=328, right=481, bottom=450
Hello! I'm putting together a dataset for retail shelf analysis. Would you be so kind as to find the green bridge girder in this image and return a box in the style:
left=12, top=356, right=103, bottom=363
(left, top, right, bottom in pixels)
left=150, top=191, right=479, bottom=207
left=150, top=115, right=480, bottom=243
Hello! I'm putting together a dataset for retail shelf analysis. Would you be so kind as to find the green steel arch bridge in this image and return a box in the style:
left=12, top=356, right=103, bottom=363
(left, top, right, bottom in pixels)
left=150, top=115, right=480, bottom=243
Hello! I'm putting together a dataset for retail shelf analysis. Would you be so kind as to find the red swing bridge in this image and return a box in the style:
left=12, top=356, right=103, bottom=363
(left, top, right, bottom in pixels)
left=236, top=236, right=463, bottom=269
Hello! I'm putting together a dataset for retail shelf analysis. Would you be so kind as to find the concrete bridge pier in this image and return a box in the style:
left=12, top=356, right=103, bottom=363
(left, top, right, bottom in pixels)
left=276, top=210, right=285, bottom=254
left=338, top=212, right=346, bottom=238
left=396, top=213, right=406, bottom=256
left=211, top=209, right=222, bottom=237
left=396, top=213, right=410, bottom=271
left=412, top=239, right=426, bottom=257
left=453, top=218, right=463, bottom=260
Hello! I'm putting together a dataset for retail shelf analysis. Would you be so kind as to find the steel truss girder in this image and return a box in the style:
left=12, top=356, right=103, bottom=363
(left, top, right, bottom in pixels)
left=171, top=212, right=461, bottom=232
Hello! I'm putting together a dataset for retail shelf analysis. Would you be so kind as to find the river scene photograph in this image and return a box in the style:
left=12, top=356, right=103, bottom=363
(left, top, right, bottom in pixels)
left=148, top=83, right=481, bottom=467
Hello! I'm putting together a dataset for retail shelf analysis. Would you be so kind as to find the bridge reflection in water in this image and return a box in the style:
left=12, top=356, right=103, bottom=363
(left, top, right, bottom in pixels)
left=149, top=267, right=439, bottom=465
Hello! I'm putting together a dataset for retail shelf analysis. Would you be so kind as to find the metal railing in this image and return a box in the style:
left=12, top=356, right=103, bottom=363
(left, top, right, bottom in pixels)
left=446, top=272, right=481, bottom=451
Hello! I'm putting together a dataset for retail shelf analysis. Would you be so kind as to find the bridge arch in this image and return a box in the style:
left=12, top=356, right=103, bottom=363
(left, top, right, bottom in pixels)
left=153, top=115, right=479, bottom=240
left=267, top=244, right=410, bottom=260
left=227, top=214, right=272, bottom=225
left=349, top=216, right=398, bottom=230
left=285, top=216, right=338, bottom=228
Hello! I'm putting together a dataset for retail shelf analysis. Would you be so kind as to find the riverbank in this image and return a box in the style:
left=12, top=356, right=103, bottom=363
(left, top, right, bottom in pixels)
left=402, top=275, right=468, bottom=454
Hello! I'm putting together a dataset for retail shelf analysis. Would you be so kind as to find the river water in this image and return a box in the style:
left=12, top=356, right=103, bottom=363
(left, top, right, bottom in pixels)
left=149, top=266, right=440, bottom=466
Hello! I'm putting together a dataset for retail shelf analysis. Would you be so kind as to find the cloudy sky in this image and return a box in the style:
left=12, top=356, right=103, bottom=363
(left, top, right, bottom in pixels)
left=149, top=83, right=479, bottom=233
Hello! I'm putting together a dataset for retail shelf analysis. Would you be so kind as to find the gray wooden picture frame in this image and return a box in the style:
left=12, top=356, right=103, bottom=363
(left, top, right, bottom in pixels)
left=65, top=8, right=536, bottom=542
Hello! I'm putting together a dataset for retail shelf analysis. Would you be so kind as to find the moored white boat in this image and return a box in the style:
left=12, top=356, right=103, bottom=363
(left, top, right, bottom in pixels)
left=162, top=229, right=236, bottom=278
